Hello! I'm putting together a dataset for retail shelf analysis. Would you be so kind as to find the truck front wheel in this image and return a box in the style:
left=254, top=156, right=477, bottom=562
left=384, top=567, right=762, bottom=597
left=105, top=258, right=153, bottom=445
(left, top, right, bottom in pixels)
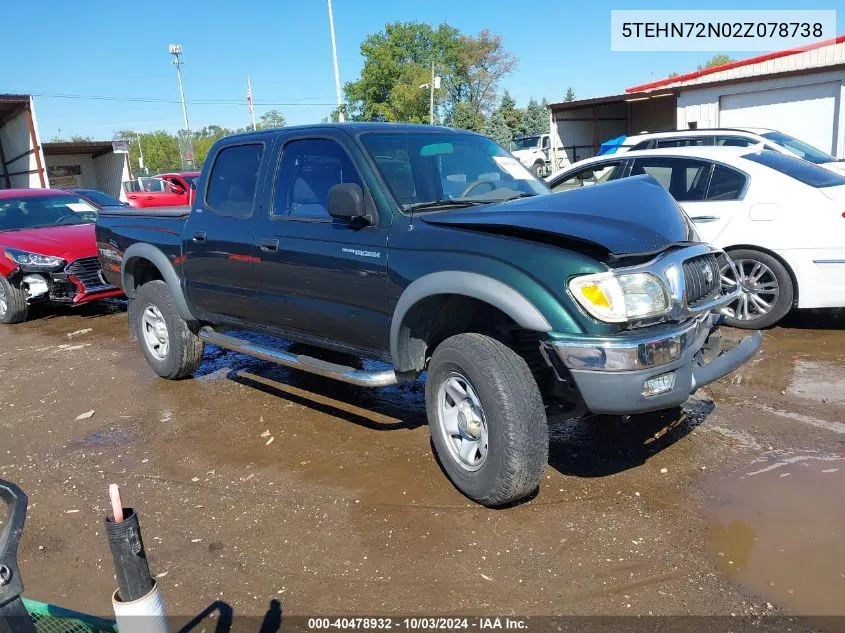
left=531, top=160, right=545, bottom=177
left=131, top=280, right=204, bottom=379
left=425, top=333, right=548, bottom=507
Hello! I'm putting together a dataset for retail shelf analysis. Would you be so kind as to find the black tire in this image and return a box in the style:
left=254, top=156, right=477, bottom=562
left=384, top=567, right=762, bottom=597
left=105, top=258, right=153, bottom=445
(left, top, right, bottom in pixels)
left=425, top=333, right=548, bottom=507
left=531, top=160, right=545, bottom=177
left=131, top=280, right=204, bottom=379
left=722, top=249, right=794, bottom=329
left=0, top=276, right=29, bottom=324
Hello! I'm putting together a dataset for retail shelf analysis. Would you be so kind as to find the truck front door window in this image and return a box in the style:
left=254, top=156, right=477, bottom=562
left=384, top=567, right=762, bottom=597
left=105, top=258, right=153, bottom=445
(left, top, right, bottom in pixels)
left=205, top=143, right=264, bottom=217
left=273, top=139, right=363, bottom=220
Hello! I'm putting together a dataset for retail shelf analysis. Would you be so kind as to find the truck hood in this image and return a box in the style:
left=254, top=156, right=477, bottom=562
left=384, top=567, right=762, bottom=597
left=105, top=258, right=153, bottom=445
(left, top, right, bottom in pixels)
left=421, top=175, right=695, bottom=256
left=0, top=223, right=98, bottom=262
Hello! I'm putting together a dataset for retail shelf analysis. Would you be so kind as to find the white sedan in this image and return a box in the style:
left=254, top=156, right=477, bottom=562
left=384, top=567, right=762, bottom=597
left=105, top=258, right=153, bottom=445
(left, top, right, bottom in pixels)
left=546, top=147, right=845, bottom=328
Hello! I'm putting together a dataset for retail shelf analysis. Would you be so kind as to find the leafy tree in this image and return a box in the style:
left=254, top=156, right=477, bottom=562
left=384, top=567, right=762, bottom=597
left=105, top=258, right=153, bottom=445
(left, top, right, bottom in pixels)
left=564, top=87, right=576, bottom=102
left=257, top=109, right=286, bottom=129
left=450, top=101, right=485, bottom=133
left=344, top=21, right=460, bottom=122
left=191, top=125, right=233, bottom=168
left=447, top=29, right=517, bottom=118
left=520, top=97, right=548, bottom=135
left=115, top=129, right=180, bottom=175
left=498, top=90, right=521, bottom=142
left=482, top=108, right=512, bottom=149
left=698, top=54, right=735, bottom=70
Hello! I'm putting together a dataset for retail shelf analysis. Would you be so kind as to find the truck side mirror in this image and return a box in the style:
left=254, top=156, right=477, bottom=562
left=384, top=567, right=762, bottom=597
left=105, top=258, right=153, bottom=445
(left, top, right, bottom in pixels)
left=327, top=183, right=374, bottom=225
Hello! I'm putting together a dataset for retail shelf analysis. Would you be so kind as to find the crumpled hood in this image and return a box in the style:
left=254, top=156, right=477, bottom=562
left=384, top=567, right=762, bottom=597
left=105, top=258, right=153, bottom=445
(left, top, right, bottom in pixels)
left=421, top=175, right=695, bottom=256
left=0, top=223, right=98, bottom=263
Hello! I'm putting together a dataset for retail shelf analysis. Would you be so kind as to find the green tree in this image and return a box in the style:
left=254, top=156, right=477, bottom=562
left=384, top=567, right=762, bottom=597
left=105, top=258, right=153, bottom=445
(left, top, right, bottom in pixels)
left=446, top=29, right=517, bottom=119
left=257, top=109, right=286, bottom=129
left=450, top=101, right=485, bottom=132
left=344, top=21, right=460, bottom=122
left=564, top=87, right=576, bottom=102
left=482, top=108, right=512, bottom=149
left=115, top=129, right=180, bottom=175
left=191, top=125, right=233, bottom=168
left=698, top=54, right=735, bottom=70
left=498, top=90, right=521, bottom=142
left=520, top=97, right=548, bottom=135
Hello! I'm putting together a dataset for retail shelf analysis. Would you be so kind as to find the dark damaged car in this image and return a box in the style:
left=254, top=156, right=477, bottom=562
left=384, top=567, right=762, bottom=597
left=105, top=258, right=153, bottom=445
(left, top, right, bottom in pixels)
left=95, top=123, right=762, bottom=506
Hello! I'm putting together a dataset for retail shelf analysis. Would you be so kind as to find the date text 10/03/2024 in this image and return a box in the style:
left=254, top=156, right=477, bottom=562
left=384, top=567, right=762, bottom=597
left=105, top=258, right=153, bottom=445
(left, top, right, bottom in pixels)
left=306, top=617, right=527, bottom=630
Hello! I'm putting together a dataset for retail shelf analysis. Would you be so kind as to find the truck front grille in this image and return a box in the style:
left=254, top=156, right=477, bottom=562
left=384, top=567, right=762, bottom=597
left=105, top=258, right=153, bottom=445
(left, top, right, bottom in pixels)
left=65, top=257, right=111, bottom=293
left=683, top=253, right=721, bottom=306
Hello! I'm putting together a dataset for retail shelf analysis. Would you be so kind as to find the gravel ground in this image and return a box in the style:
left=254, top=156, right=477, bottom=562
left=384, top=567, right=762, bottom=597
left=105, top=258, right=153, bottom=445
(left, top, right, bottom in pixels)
left=1, top=302, right=843, bottom=625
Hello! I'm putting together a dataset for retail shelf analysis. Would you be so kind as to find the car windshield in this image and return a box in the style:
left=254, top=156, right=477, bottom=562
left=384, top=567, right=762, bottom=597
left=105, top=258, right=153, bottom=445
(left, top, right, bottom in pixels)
left=761, top=131, right=836, bottom=164
left=78, top=189, right=123, bottom=207
left=743, top=150, right=845, bottom=188
left=359, top=131, right=549, bottom=211
left=0, top=195, right=94, bottom=231
left=513, top=136, right=539, bottom=150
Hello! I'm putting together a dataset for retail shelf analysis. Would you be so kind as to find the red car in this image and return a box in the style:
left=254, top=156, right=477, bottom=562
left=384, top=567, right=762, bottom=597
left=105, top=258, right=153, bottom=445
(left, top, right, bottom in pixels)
left=124, top=171, right=198, bottom=208
left=0, top=189, right=123, bottom=324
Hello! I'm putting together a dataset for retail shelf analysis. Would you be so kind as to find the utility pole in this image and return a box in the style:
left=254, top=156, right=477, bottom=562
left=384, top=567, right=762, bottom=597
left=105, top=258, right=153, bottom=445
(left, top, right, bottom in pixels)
left=168, top=44, right=194, bottom=168
left=135, top=134, right=146, bottom=175
left=419, top=65, right=441, bottom=125
left=327, top=0, right=345, bottom=122
left=247, top=76, right=257, bottom=131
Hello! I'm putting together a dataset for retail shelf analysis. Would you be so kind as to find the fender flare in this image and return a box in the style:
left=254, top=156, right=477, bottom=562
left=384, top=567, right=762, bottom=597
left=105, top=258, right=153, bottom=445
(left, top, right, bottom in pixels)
left=121, top=242, right=195, bottom=321
left=389, top=271, right=553, bottom=367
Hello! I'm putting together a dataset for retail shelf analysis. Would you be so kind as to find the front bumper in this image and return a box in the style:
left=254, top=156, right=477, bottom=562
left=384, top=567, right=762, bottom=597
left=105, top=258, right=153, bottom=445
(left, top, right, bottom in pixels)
left=546, top=315, right=762, bottom=415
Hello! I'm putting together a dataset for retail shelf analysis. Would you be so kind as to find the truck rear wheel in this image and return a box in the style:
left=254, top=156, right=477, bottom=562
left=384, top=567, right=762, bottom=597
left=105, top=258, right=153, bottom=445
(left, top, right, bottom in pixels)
left=425, top=333, right=548, bottom=507
left=0, top=276, right=28, bottom=324
left=131, top=280, right=204, bottom=379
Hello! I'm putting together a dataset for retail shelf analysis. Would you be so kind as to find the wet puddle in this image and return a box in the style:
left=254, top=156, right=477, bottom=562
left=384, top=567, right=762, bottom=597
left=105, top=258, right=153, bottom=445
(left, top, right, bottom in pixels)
left=705, top=451, right=845, bottom=614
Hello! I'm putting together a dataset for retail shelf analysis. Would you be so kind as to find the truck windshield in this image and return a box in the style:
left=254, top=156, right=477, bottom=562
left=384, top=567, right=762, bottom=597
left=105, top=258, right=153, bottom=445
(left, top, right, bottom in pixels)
left=513, top=136, right=540, bottom=150
left=0, top=195, right=94, bottom=231
left=360, top=131, right=549, bottom=211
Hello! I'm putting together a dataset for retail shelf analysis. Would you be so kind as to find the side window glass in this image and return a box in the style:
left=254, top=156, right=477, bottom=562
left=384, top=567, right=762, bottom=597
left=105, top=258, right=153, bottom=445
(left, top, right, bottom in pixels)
left=630, top=140, right=652, bottom=151
left=716, top=136, right=753, bottom=147
left=633, top=158, right=710, bottom=202
left=205, top=143, right=264, bottom=218
left=551, top=162, right=623, bottom=193
left=706, top=165, right=746, bottom=200
left=273, top=139, right=363, bottom=219
left=655, top=138, right=705, bottom=148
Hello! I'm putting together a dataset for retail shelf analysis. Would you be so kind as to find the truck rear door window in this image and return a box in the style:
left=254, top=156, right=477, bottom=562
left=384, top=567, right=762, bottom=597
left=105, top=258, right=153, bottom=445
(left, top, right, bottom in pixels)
left=205, top=143, right=264, bottom=217
left=273, top=139, right=362, bottom=219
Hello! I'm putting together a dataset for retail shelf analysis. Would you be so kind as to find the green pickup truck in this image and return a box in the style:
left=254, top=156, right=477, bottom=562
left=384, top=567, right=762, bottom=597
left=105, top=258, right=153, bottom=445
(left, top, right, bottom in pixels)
left=96, top=123, right=761, bottom=506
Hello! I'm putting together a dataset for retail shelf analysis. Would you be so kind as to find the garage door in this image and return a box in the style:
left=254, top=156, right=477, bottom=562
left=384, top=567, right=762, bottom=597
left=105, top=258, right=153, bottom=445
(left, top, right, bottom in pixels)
left=719, top=82, right=839, bottom=154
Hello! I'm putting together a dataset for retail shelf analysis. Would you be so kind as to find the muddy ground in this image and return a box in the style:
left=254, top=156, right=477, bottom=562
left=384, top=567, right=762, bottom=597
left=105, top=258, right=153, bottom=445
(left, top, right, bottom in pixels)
left=1, top=302, right=843, bottom=624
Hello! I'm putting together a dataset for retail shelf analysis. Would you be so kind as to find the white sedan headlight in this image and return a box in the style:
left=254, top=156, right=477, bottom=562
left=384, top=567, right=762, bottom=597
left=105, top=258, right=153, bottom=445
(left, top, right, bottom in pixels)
left=569, top=271, right=671, bottom=322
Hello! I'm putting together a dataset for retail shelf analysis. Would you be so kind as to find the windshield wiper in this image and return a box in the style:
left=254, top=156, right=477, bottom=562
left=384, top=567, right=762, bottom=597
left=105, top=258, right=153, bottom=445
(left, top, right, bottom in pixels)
left=501, top=192, right=539, bottom=201
left=403, top=199, right=492, bottom=212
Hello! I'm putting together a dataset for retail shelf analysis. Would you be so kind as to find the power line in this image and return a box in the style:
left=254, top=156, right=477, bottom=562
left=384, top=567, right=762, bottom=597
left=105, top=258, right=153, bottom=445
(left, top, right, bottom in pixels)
left=24, top=91, right=337, bottom=106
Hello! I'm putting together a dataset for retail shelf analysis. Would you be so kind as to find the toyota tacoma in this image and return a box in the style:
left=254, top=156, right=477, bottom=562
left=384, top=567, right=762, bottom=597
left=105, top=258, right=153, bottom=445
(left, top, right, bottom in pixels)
left=95, top=123, right=761, bottom=506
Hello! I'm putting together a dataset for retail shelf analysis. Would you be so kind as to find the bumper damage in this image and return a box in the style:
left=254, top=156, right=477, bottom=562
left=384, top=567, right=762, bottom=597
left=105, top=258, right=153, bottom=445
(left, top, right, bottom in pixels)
left=545, top=314, right=762, bottom=415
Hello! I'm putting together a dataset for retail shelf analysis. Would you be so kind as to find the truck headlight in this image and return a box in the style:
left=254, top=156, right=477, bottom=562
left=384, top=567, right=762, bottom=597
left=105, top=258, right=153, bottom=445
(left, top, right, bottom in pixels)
left=4, top=248, right=65, bottom=272
left=569, top=271, right=671, bottom=322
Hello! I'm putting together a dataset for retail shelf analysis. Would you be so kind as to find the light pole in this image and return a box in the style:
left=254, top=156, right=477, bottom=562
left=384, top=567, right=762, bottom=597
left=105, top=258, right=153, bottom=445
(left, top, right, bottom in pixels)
left=134, top=134, right=146, bottom=175
left=419, top=64, right=441, bottom=125
left=168, top=44, right=194, bottom=168
left=327, top=0, right=345, bottom=122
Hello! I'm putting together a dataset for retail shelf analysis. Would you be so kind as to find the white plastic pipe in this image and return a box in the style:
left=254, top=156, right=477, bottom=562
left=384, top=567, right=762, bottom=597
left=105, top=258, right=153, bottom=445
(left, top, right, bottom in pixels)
left=112, top=581, right=169, bottom=633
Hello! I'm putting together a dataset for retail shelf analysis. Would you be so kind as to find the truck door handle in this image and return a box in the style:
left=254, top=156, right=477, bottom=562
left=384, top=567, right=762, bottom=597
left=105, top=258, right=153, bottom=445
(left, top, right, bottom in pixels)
left=260, top=238, right=279, bottom=253
left=192, top=231, right=207, bottom=242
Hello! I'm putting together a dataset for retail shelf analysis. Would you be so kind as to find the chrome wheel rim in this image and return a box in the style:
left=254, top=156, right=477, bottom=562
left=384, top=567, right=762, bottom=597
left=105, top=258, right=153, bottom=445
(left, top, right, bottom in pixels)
left=436, top=372, right=488, bottom=471
left=141, top=305, right=169, bottom=360
left=0, top=282, right=6, bottom=316
left=720, top=258, right=779, bottom=321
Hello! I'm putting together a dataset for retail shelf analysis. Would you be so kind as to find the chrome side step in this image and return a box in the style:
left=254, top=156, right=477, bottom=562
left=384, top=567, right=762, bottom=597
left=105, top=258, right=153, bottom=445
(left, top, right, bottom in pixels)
left=198, top=326, right=398, bottom=388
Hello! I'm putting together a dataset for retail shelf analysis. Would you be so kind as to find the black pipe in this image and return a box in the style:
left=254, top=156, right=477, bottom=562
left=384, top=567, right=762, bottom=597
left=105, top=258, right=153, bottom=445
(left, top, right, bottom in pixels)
left=104, top=508, right=154, bottom=602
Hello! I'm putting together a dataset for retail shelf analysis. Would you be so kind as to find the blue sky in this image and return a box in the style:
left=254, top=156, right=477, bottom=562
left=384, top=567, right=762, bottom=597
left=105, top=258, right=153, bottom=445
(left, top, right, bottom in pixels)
left=4, top=1, right=842, bottom=140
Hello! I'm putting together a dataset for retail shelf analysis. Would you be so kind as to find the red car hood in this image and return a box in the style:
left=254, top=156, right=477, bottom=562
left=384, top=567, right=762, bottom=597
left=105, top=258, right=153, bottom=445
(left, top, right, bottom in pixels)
left=0, top=224, right=97, bottom=262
